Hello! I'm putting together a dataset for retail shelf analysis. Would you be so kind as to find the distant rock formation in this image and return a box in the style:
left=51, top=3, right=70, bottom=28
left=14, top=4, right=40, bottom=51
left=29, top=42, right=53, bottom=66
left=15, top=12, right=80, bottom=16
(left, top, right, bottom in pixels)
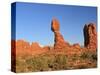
left=43, top=46, right=50, bottom=51
left=51, top=18, right=69, bottom=49
left=31, top=42, right=42, bottom=51
left=16, top=40, right=31, bottom=56
left=31, top=42, right=49, bottom=55
left=11, top=40, right=50, bottom=56
left=83, top=23, right=97, bottom=50
left=72, top=43, right=81, bottom=49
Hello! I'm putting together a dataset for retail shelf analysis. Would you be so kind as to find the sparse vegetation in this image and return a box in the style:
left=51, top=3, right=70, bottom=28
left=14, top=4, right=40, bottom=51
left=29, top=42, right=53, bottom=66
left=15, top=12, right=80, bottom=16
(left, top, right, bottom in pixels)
left=80, top=50, right=97, bottom=61
left=15, top=50, right=97, bottom=73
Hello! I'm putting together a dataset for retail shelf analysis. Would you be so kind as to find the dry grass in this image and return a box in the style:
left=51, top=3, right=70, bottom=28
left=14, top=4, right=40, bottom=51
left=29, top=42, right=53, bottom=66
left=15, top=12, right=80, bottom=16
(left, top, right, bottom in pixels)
left=15, top=49, right=97, bottom=73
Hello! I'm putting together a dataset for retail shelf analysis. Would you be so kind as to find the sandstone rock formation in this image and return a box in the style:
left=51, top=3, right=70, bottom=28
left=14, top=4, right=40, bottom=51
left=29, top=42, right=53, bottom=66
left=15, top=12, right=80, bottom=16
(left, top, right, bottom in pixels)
left=83, top=23, right=97, bottom=50
left=31, top=42, right=42, bottom=51
left=43, top=46, right=50, bottom=51
left=72, top=43, right=81, bottom=49
left=16, top=40, right=31, bottom=56
left=12, top=19, right=97, bottom=57
left=11, top=40, right=50, bottom=56
left=31, top=42, right=48, bottom=55
left=51, top=18, right=69, bottom=49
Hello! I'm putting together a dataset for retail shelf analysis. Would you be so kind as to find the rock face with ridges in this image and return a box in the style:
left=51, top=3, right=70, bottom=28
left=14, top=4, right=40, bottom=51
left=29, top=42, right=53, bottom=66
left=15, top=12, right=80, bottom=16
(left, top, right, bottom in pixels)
left=51, top=18, right=69, bottom=49
left=83, top=23, right=97, bottom=50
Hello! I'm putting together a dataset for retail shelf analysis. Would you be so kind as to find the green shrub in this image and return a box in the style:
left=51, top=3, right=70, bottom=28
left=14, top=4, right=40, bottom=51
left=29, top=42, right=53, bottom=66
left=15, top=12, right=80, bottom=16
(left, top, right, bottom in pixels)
left=80, top=51, right=97, bottom=61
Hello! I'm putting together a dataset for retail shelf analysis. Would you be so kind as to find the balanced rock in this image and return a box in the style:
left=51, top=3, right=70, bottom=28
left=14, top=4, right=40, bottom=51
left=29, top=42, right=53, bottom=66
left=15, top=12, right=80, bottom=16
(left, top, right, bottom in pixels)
left=51, top=18, right=60, bottom=32
left=83, top=23, right=97, bottom=50
left=51, top=18, right=68, bottom=49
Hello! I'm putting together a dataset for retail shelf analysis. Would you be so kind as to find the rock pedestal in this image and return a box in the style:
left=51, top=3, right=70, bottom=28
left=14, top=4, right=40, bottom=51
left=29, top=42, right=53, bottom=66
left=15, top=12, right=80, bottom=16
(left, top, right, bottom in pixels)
left=51, top=18, right=68, bottom=49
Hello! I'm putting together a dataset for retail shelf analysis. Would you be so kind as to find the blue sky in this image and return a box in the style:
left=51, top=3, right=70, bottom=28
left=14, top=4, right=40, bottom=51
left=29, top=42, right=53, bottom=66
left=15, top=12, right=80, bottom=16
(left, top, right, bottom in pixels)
left=13, top=2, right=97, bottom=46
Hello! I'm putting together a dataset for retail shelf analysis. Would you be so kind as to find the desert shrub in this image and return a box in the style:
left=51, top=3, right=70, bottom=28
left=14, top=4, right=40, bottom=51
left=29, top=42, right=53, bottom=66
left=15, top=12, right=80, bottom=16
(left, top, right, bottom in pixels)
left=71, top=54, right=80, bottom=61
left=16, top=54, right=68, bottom=72
left=16, top=57, right=28, bottom=72
left=15, top=52, right=97, bottom=72
left=80, top=52, right=89, bottom=59
left=80, top=51, right=97, bottom=61
left=25, top=55, right=50, bottom=71
left=55, top=55, right=67, bottom=64
left=91, top=52, right=97, bottom=61
left=51, top=54, right=68, bottom=70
